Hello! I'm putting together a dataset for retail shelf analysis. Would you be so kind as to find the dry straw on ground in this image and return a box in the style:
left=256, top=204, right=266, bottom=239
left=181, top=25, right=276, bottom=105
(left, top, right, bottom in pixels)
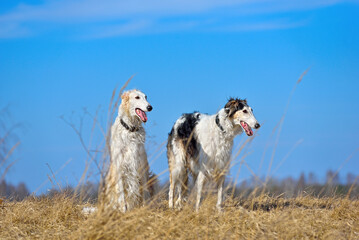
left=0, top=194, right=358, bottom=239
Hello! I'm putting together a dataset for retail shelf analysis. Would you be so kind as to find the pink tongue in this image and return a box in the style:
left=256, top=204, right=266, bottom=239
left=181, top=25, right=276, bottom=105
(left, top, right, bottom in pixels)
left=241, top=122, right=253, bottom=136
left=136, top=109, right=147, bottom=122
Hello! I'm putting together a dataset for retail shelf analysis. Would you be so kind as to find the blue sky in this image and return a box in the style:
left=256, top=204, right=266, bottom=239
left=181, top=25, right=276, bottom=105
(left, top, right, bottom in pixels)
left=1, top=0, right=359, bottom=193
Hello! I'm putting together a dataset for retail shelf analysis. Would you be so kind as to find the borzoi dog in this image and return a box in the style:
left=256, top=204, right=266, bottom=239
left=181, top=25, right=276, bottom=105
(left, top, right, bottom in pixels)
left=105, top=89, right=153, bottom=212
left=167, top=98, right=260, bottom=211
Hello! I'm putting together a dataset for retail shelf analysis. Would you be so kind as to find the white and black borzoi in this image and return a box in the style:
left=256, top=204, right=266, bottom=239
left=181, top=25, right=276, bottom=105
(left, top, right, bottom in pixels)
left=105, top=89, right=153, bottom=212
left=167, top=98, right=260, bottom=211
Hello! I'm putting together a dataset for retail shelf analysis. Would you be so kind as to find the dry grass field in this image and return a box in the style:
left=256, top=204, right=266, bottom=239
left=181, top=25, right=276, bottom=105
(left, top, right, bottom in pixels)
left=1, top=193, right=358, bottom=239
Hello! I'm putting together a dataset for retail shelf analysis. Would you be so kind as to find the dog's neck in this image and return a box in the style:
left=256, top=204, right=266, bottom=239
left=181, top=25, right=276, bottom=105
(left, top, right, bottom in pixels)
left=216, top=109, right=242, bottom=138
left=118, top=106, right=143, bottom=132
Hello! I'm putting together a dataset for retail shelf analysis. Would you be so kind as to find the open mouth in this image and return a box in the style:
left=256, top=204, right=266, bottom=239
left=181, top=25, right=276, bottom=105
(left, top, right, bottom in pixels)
left=135, top=108, right=148, bottom=122
left=240, top=121, right=253, bottom=136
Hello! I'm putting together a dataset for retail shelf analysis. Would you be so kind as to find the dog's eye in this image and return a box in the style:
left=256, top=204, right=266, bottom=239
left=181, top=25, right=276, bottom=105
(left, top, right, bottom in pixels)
left=243, top=110, right=248, bottom=113
left=135, top=96, right=140, bottom=99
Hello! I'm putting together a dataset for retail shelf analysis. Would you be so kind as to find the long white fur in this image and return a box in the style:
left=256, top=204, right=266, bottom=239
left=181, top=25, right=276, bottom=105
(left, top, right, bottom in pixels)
left=168, top=102, right=259, bottom=211
left=106, top=89, right=152, bottom=212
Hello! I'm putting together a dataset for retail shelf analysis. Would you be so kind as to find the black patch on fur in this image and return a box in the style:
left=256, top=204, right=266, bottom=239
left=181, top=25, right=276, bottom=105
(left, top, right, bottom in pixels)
left=224, top=98, right=248, bottom=117
left=177, top=112, right=200, bottom=138
left=170, top=112, right=201, bottom=158
left=215, top=114, right=225, bottom=132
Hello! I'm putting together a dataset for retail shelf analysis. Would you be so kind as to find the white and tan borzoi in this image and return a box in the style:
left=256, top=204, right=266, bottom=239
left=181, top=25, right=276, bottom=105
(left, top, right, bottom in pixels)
left=167, top=98, right=260, bottom=211
left=105, top=89, right=153, bottom=212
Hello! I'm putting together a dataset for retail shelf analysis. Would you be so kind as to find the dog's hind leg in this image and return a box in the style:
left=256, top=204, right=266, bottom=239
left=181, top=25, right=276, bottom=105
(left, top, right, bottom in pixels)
left=189, top=156, right=200, bottom=187
left=116, top=176, right=127, bottom=212
left=168, top=141, right=186, bottom=209
left=169, top=171, right=175, bottom=209
left=168, top=141, right=176, bottom=209
left=140, top=155, right=150, bottom=205
left=141, top=170, right=150, bottom=205
left=175, top=168, right=188, bottom=209
left=169, top=161, right=186, bottom=209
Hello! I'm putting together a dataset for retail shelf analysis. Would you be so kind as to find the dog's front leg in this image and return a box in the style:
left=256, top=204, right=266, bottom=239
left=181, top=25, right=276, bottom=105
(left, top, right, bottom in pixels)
left=195, top=171, right=206, bottom=211
left=216, top=175, right=225, bottom=211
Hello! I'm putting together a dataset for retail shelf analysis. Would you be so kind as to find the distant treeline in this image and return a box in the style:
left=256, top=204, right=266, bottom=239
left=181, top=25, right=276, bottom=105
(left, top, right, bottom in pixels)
left=1, top=170, right=358, bottom=201
left=231, top=170, right=359, bottom=199
left=0, top=180, right=29, bottom=201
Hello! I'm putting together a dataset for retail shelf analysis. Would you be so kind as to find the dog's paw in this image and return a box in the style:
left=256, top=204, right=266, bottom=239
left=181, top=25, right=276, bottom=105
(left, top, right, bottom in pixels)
left=82, top=206, right=97, bottom=215
left=175, top=199, right=183, bottom=210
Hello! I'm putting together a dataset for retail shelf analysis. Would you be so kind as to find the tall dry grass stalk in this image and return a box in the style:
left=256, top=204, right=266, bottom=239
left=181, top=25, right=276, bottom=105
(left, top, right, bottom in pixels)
left=264, top=68, right=310, bottom=188
left=0, top=105, right=21, bottom=182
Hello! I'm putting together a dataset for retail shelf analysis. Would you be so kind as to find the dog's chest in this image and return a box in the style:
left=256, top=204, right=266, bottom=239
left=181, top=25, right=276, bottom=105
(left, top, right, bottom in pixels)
left=121, top=130, right=145, bottom=143
left=197, top=128, right=232, bottom=157
left=111, top=129, right=147, bottom=172
left=118, top=130, right=145, bottom=152
left=112, top=127, right=146, bottom=158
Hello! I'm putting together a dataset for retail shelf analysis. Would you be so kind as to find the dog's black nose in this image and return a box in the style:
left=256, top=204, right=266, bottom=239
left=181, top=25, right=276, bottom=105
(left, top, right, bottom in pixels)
left=147, top=105, right=153, bottom=111
left=254, top=123, right=260, bottom=129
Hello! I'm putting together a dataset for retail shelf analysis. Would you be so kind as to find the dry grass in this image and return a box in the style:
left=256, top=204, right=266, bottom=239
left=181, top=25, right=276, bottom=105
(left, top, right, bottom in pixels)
left=0, top=194, right=358, bottom=239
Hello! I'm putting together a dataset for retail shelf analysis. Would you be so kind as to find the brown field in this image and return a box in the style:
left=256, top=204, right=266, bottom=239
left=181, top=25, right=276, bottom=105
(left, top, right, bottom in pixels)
left=1, top=193, right=358, bottom=240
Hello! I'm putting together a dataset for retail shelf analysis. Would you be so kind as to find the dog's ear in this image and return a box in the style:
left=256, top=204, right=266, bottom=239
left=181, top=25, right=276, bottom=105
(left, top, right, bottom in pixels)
left=224, top=99, right=239, bottom=117
left=224, top=107, right=231, bottom=115
left=121, top=92, right=130, bottom=112
left=121, top=92, right=129, bottom=102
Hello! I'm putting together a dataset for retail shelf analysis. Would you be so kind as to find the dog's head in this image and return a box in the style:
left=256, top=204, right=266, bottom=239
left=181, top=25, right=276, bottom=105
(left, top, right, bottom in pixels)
left=121, top=89, right=153, bottom=123
left=224, top=98, right=260, bottom=136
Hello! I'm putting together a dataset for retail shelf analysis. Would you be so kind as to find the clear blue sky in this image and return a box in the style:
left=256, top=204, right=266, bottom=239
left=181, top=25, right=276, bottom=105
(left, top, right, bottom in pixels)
left=1, top=0, right=359, bottom=193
